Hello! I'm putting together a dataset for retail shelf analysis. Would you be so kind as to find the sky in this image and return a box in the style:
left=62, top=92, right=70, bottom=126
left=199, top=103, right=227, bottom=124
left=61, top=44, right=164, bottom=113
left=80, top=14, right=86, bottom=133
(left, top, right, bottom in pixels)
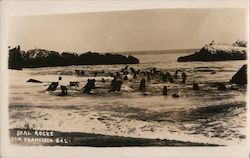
left=8, top=8, right=247, bottom=53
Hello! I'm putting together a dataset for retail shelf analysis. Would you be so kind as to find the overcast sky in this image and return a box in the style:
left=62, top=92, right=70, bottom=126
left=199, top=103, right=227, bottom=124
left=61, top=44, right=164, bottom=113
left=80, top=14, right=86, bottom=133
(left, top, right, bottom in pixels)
left=9, top=8, right=247, bottom=53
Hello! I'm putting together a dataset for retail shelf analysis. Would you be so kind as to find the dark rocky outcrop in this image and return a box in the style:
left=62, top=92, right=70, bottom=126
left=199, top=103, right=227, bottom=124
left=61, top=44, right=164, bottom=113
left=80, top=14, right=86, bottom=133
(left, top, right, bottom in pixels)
left=216, top=83, right=227, bottom=91
left=23, top=49, right=61, bottom=67
left=8, top=46, right=24, bottom=70
left=178, top=42, right=247, bottom=62
left=230, top=64, right=247, bottom=85
left=8, top=47, right=139, bottom=69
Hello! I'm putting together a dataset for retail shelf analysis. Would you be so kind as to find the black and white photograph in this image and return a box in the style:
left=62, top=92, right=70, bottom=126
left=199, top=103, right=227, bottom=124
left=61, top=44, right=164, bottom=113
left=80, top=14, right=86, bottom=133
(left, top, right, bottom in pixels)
left=1, top=0, right=249, bottom=158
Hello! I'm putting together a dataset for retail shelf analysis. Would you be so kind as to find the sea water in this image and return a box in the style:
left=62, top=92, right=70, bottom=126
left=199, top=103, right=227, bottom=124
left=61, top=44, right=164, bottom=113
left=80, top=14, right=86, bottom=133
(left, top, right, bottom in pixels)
left=9, top=50, right=247, bottom=145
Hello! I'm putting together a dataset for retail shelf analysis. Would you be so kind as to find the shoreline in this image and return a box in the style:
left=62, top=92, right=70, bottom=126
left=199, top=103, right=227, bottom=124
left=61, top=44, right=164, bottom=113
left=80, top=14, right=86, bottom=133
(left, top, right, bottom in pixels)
left=9, top=128, right=220, bottom=147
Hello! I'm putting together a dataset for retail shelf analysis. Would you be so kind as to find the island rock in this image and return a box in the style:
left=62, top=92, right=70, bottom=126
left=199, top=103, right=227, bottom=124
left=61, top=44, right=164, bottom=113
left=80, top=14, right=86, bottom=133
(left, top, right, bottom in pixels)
left=9, top=47, right=140, bottom=69
left=178, top=41, right=247, bottom=62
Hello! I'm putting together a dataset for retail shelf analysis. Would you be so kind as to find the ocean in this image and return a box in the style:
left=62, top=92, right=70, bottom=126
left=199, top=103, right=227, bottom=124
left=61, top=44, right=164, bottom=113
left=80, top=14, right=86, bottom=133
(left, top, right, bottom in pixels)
left=9, top=49, right=247, bottom=146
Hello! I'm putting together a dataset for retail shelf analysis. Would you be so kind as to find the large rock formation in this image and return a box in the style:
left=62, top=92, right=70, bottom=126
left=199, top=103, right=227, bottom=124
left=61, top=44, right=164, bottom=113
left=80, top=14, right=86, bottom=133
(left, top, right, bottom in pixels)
left=9, top=47, right=139, bottom=69
left=230, top=64, right=247, bottom=85
left=8, top=46, right=24, bottom=70
left=79, top=51, right=139, bottom=65
left=178, top=42, right=247, bottom=62
left=23, top=49, right=61, bottom=67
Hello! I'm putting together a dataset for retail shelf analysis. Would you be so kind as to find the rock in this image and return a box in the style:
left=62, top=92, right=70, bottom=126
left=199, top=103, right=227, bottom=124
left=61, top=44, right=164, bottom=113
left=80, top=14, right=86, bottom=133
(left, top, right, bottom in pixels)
left=178, top=42, right=247, bottom=62
left=27, top=79, right=43, bottom=83
left=214, top=82, right=227, bottom=91
left=230, top=64, right=247, bottom=85
left=9, top=47, right=140, bottom=68
left=79, top=52, right=139, bottom=65
left=24, top=49, right=61, bottom=67
left=127, top=55, right=139, bottom=64
left=8, top=46, right=24, bottom=70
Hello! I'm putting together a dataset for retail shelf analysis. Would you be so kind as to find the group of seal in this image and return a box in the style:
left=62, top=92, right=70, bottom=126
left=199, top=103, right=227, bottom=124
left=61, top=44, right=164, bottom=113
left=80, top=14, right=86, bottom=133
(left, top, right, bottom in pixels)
left=45, top=66, right=191, bottom=97
left=28, top=64, right=245, bottom=97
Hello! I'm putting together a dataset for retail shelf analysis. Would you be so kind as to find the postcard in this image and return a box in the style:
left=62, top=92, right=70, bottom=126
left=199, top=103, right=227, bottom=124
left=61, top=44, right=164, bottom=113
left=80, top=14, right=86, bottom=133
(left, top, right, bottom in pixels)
left=1, top=0, right=249, bottom=158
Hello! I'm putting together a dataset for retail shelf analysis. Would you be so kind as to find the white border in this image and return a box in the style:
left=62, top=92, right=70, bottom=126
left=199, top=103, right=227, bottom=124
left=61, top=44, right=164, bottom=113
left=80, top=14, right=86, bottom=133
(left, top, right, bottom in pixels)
left=1, top=0, right=249, bottom=158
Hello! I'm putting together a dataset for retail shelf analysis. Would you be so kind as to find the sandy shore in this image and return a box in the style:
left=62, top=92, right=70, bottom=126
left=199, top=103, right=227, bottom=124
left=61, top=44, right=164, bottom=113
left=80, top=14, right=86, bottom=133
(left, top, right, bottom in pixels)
left=9, top=128, right=219, bottom=147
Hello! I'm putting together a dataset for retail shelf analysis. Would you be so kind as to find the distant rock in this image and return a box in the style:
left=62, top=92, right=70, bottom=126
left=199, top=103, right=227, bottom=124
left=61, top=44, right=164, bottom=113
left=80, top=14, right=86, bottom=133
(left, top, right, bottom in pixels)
left=23, top=49, right=61, bottom=68
left=178, top=41, right=247, bottom=62
left=9, top=46, right=139, bottom=69
left=127, top=55, right=139, bottom=64
left=230, top=65, right=247, bottom=85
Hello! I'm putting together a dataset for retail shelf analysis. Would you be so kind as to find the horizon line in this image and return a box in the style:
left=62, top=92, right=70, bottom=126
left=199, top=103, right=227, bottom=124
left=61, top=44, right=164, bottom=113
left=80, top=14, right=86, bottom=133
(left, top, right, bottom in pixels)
left=10, top=46, right=200, bottom=54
